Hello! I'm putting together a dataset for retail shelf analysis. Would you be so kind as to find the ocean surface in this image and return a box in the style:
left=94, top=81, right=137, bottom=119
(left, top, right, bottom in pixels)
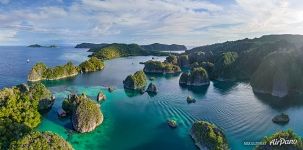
left=1, top=46, right=303, bottom=150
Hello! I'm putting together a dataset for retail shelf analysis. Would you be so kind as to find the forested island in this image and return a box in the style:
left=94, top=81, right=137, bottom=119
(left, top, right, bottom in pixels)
left=143, top=60, right=181, bottom=74
left=76, top=42, right=186, bottom=52
left=28, top=57, right=104, bottom=81
left=89, top=43, right=168, bottom=60
left=28, top=44, right=57, bottom=48
left=62, top=94, right=103, bottom=133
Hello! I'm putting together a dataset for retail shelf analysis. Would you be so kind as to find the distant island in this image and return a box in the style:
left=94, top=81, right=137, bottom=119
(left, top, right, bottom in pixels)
left=75, top=43, right=108, bottom=49
left=75, top=42, right=187, bottom=52
left=28, top=44, right=57, bottom=48
left=89, top=43, right=169, bottom=60
left=141, top=43, right=187, bottom=51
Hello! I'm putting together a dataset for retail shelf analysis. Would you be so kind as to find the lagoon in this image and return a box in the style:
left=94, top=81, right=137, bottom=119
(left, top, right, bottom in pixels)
left=1, top=46, right=303, bottom=150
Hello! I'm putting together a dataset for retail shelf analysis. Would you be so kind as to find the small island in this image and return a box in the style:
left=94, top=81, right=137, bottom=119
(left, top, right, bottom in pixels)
left=62, top=94, right=103, bottom=133
left=272, top=113, right=289, bottom=124
left=28, top=44, right=57, bottom=48
left=123, top=70, right=147, bottom=90
left=9, top=131, right=73, bottom=150
left=79, top=57, right=105, bottom=73
left=28, top=44, right=43, bottom=47
left=190, top=121, right=229, bottom=150
left=179, top=67, right=210, bottom=86
left=143, top=60, right=181, bottom=74
left=28, top=57, right=105, bottom=82
left=28, top=61, right=79, bottom=82
left=255, top=130, right=303, bottom=150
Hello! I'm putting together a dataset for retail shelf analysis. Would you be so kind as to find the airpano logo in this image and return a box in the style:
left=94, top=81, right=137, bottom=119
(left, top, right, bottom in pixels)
left=270, top=138, right=297, bottom=146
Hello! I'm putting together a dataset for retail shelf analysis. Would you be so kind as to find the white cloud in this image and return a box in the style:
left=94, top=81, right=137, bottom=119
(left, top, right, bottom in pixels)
left=0, top=0, right=303, bottom=46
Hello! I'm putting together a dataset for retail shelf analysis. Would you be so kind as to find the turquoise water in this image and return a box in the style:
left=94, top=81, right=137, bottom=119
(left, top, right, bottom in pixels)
left=1, top=47, right=303, bottom=150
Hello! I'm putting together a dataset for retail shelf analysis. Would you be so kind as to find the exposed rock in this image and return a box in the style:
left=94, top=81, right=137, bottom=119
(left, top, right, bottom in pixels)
left=108, top=86, right=115, bottom=92
left=272, top=113, right=289, bottom=124
left=250, top=51, right=303, bottom=98
left=187, top=96, right=196, bottom=104
left=191, top=121, right=229, bottom=150
left=28, top=62, right=79, bottom=82
left=29, top=83, right=54, bottom=111
left=146, top=83, right=158, bottom=94
left=63, top=94, right=103, bottom=133
left=123, top=70, right=147, bottom=90
left=179, top=67, right=210, bottom=87
left=97, top=91, right=106, bottom=102
left=168, top=119, right=177, bottom=128
left=57, top=108, right=67, bottom=117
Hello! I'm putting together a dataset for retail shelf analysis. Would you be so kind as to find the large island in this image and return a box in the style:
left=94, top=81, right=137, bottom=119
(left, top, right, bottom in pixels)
left=170, top=34, right=303, bottom=97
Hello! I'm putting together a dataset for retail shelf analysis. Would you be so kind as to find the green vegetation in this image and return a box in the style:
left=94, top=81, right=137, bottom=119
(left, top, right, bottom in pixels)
left=9, top=131, right=73, bottom=150
left=62, top=94, right=103, bottom=133
left=123, top=70, right=147, bottom=90
left=179, top=67, right=210, bottom=86
left=212, top=52, right=238, bottom=79
left=178, top=34, right=303, bottom=96
left=191, top=121, right=229, bottom=150
left=29, top=83, right=54, bottom=111
left=250, top=51, right=303, bottom=97
left=28, top=61, right=79, bottom=81
left=0, top=83, right=55, bottom=149
left=255, top=130, right=303, bottom=150
left=143, top=60, right=181, bottom=74
left=79, top=57, right=105, bottom=73
left=90, top=43, right=168, bottom=60
left=141, top=43, right=186, bottom=51
left=165, top=55, right=178, bottom=65
left=29, top=57, right=106, bottom=81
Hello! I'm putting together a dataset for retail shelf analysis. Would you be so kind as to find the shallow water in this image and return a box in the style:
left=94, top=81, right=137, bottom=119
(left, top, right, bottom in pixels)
left=1, top=46, right=303, bottom=150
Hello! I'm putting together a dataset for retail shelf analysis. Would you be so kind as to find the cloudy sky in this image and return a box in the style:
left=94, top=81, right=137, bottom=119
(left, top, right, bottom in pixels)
left=0, top=0, right=303, bottom=46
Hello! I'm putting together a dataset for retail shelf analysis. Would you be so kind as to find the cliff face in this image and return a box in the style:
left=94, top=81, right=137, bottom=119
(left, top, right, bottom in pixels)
left=72, top=99, right=103, bottom=133
left=62, top=94, right=103, bottom=133
left=123, top=70, right=147, bottom=90
left=250, top=51, right=303, bottom=97
left=29, top=83, right=54, bottom=111
left=179, top=67, right=210, bottom=86
left=28, top=62, right=79, bottom=82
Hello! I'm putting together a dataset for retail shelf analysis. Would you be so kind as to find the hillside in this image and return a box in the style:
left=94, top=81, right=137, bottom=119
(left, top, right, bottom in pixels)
left=173, top=34, right=303, bottom=97
left=76, top=43, right=187, bottom=52
left=141, top=43, right=187, bottom=51
left=90, top=43, right=168, bottom=60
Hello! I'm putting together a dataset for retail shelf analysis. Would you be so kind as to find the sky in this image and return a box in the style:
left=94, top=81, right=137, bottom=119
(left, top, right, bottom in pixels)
left=0, top=0, right=303, bottom=46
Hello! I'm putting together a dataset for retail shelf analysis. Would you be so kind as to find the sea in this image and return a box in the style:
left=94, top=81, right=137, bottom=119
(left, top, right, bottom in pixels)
left=1, top=46, right=303, bottom=150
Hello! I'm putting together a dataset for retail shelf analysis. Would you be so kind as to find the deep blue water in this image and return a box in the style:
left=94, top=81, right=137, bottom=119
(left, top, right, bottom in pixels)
left=1, top=46, right=303, bottom=150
